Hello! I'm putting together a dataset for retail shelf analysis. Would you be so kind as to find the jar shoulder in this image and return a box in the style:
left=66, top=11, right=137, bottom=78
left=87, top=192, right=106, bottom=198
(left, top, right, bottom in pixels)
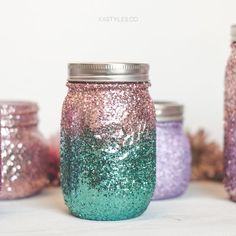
left=156, top=123, right=189, bottom=143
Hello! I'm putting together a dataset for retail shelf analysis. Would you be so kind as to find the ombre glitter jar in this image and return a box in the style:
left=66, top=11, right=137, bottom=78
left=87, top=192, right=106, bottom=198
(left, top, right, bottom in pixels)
left=0, top=101, right=48, bottom=199
left=152, top=101, right=191, bottom=200
left=61, top=63, right=156, bottom=221
left=224, top=25, right=236, bottom=201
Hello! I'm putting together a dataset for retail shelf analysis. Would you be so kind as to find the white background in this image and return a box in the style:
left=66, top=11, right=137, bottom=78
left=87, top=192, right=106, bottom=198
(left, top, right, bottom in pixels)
left=0, top=0, right=235, bottom=144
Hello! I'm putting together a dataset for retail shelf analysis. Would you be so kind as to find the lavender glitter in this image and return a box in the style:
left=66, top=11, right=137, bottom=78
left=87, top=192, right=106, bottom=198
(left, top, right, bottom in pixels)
left=152, top=121, right=191, bottom=200
left=224, top=42, right=236, bottom=201
left=152, top=101, right=191, bottom=201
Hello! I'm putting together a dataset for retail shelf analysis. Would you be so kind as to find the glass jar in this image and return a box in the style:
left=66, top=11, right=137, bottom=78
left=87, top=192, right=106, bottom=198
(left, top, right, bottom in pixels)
left=61, top=63, right=156, bottom=221
left=152, top=101, right=191, bottom=200
left=224, top=25, right=236, bottom=201
left=0, top=101, right=48, bottom=199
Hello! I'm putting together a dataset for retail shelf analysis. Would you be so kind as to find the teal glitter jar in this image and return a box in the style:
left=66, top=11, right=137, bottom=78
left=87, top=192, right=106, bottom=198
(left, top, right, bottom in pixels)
left=61, top=63, right=156, bottom=221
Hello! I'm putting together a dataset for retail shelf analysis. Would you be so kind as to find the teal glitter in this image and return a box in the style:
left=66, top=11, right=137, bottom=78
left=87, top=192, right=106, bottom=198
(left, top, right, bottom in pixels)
left=60, top=128, right=156, bottom=221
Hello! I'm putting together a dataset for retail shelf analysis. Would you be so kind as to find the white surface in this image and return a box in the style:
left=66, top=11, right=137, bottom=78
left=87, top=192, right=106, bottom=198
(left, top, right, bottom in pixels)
left=0, top=182, right=236, bottom=236
left=0, top=0, right=236, bottom=143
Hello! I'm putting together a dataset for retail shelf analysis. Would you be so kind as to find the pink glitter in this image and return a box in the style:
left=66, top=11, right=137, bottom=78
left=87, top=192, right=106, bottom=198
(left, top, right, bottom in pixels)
left=62, top=82, right=155, bottom=137
left=0, top=101, right=48, bottom=199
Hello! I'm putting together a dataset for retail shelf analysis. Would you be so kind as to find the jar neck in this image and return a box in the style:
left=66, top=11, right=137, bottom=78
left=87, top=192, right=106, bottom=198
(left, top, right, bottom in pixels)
left=1, top=113, right=38, bottom=128
left=156, top=120, right=184, bottom=129
left=231, top=42, right=236, bottom=50
left=228, top=43, right=236, bottom=62
left=67, top=81, right=150, bottom=92
left=0, top=101, right=38, bottom=128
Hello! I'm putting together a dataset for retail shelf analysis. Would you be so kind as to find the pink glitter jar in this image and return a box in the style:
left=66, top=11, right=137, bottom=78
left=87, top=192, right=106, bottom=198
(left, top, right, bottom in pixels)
left=0, top=101, right=48, bottom=199
left=224, top=25, right=236, bottom=201
left=61, top=63, right=156, bottom=220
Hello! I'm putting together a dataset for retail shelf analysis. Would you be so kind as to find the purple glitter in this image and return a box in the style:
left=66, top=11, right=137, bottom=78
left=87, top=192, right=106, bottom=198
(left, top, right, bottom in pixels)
left=152, top=121, right=191, bottom=200
left=224, top=41, right=236, bottom=201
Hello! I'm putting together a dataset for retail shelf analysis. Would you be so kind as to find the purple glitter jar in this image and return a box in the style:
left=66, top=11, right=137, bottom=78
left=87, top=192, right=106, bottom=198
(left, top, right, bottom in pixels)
left=224, top=25, right=236, bottom=201
left=152, top=101, right=191, bottom=200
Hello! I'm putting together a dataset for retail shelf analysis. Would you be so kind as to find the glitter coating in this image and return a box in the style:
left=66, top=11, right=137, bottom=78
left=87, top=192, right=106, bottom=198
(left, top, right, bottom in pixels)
left=224, top=43, right=236, bottom=201
left=0, top=101, right=48, bottom=199
left=61, top=82, right=156, bottom=220
left=152, top=121, right=191, bottom=200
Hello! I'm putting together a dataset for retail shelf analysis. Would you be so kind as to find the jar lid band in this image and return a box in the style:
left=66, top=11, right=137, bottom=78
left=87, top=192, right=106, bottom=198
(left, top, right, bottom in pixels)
left=231, top=25, right=236, bottom=43
left=68, top=63, right=149, bottom=82
left=154, top=101, right=184, bottom=122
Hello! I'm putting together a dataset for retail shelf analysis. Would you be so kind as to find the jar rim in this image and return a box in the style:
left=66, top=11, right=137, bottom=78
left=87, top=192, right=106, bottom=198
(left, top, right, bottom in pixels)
left=68, top=62, right=149, bottom=82
left=154, top=101, right=184, bottom=122
left=0, top=101, right=38, bottom=115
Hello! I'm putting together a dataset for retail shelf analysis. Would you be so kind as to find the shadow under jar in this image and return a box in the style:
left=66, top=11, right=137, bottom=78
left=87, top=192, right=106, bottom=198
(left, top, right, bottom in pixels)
left=152, top=101, right=191, bottom=200
left=0, top=101, right=48, bottom=199
left=61, top=63, right=156, bottom=221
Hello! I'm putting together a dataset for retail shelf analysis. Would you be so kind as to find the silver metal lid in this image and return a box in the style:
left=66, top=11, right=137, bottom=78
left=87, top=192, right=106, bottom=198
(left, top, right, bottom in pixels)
left=231, top=25, right=236, bottom=42
left=68, top=63, right=149, bottom=82
left=154, top=101, right=184, bottom=122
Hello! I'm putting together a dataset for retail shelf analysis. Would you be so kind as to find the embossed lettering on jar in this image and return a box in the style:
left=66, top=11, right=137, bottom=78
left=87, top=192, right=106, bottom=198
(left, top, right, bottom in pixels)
left=61, top=63, right=156, bottom=220
left=0, top=101, right=48, bottom=199
left=152, top=101, right=191, bottom=200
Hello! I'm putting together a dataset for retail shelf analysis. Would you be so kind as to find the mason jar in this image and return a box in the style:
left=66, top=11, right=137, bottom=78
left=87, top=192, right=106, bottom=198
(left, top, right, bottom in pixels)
left=152, top=101, right=191, bottom=200
left=224, top=25, right=236, bottom=201
left=61, top=63, right=156, bottom=221
left=0, top=101, right=48, bottom=199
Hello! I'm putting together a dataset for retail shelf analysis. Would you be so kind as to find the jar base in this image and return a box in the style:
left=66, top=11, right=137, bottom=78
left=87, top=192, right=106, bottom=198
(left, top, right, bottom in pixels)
left=152, top=189, right=187, bottom=201
left=0, top=187, right=45, bottom=200
left=230, top=194, right=236, bottom=202
left=64, top=190, right=153, bottom=221
left=70, top=208, right=147, bottom=221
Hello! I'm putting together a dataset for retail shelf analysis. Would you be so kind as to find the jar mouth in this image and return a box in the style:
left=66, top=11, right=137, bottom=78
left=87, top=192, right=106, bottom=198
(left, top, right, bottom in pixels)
left=68, top=63, right=149, bottom=82
left=0, top=101, right=38, bottom=127
left=154, top=101, right=184, bottom=122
